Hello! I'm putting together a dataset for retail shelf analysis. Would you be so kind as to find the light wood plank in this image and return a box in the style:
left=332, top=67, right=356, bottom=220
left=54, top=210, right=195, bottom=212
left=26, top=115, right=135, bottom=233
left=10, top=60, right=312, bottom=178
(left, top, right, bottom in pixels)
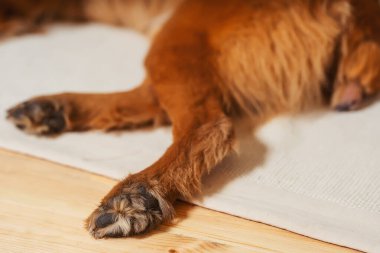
left=0, top=149, right=360, bottom=253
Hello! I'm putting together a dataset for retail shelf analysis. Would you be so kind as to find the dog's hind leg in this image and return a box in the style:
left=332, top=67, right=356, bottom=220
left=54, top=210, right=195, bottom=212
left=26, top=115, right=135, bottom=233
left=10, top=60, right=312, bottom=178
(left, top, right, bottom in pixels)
left=6, top=81, right=168, bottom=135
left=0, top=0, right=87, bottom=39
left=0, top=0, right=181, bottom=39
left=331, top=0, right=380, bottom=111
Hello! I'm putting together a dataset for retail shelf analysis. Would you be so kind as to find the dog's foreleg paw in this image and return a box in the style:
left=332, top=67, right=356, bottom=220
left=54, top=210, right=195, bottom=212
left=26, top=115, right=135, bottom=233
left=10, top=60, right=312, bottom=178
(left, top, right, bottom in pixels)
left=6, top=99, right=68, bottom=135
left=85, top=182, right=174, bottom=239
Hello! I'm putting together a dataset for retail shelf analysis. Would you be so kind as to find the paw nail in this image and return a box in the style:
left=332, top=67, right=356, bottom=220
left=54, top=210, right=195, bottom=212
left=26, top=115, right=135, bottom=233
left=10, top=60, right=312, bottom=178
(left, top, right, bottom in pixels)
left=16, top=124, right=25, bottom=130
left=335, top=103, right=351, bottom=111
left=95, top=213, right=115, bottom=228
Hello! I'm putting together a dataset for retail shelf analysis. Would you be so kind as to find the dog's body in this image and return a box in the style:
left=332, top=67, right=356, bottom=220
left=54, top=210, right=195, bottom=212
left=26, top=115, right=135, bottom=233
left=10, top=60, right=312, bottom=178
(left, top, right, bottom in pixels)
left=4, top=0, right=380, bottom=238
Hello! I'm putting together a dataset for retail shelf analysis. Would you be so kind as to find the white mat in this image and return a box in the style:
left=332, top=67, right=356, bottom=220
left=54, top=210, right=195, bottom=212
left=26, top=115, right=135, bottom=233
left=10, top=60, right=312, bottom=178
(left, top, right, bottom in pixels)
left=1, top=25, right=379, bottom=252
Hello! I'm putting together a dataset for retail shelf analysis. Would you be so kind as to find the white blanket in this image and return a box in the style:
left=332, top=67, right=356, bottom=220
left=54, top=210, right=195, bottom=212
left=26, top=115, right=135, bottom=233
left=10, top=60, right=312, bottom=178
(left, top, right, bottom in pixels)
left=1, top=25, right=379, bottom=252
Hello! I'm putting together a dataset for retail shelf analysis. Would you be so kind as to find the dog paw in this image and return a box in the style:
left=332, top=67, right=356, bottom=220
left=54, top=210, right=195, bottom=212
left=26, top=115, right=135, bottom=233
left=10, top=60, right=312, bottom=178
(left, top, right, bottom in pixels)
left=85, top=183, right=174, bottom=239
left=6, top=99, right=67, bottom=135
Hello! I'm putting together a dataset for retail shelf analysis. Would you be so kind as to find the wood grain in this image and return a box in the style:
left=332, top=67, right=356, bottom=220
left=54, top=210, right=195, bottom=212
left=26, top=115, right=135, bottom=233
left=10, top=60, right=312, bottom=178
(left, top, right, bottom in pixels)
left=0, top=148, right=360, bottom=253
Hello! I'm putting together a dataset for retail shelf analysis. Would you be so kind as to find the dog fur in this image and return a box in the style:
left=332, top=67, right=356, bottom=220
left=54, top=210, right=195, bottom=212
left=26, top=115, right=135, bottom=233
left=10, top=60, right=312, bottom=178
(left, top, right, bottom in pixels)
left=4, top=0, right=380, bottom=238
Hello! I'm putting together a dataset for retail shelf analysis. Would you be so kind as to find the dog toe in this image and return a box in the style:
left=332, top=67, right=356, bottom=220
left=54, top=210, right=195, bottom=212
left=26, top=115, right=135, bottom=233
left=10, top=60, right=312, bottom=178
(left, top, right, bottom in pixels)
left=7, top=99, right=67, bottom=135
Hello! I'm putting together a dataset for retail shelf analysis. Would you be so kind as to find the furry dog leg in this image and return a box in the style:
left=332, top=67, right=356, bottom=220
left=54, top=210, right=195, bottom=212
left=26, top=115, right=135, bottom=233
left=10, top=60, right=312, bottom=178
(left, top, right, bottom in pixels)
left=0, top=0, right=182, bottom=39
left=0, top=0, right=86, bottom=38
left=7, top=82, right=167, bottom=134
left=332, top=0, right=380, bottom=110
left=86, top=15, right=236, bottom=236
left=86, top=101, right=234, bottom=238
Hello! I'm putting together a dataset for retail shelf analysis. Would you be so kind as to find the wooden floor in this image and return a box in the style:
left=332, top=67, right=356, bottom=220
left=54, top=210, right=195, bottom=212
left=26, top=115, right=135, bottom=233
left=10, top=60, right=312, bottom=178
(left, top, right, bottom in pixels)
left=0, top=148, right=360, bottom=253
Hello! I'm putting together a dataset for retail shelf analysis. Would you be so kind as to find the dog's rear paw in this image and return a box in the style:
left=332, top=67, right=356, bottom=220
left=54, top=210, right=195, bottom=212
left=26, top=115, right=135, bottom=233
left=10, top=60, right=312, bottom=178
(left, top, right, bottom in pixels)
left=85, top=183, right=174, bottom=239
left=6, top=99, right=67, bottom=135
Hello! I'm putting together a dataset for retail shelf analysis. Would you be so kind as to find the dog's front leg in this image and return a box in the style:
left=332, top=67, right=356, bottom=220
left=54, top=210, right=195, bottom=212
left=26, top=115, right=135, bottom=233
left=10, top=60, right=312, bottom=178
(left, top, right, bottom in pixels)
left=86, top=1, right=238, bottom=236
left=85, top=97, right=235, bottom=238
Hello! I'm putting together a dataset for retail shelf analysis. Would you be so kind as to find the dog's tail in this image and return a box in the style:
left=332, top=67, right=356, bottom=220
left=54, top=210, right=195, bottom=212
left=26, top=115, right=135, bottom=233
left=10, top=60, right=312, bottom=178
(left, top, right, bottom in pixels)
left=0, top=0, right=182, bottom=38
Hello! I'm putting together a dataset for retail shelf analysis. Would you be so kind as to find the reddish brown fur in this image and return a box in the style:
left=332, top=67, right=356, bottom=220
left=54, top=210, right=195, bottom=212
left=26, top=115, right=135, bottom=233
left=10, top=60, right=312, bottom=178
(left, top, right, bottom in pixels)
left=4, top=0, right=380, bottom=238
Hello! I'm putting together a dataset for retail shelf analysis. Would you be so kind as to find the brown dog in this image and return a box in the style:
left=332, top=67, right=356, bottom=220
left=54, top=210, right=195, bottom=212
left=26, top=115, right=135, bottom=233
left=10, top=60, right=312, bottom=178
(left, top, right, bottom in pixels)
left=4, top=0, right=380, bottom=238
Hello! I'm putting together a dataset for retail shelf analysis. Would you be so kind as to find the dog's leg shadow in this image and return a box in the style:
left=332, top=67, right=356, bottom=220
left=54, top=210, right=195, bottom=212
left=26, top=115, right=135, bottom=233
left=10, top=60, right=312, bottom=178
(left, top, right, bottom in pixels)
left=199, top=117, right=268, bottom=198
